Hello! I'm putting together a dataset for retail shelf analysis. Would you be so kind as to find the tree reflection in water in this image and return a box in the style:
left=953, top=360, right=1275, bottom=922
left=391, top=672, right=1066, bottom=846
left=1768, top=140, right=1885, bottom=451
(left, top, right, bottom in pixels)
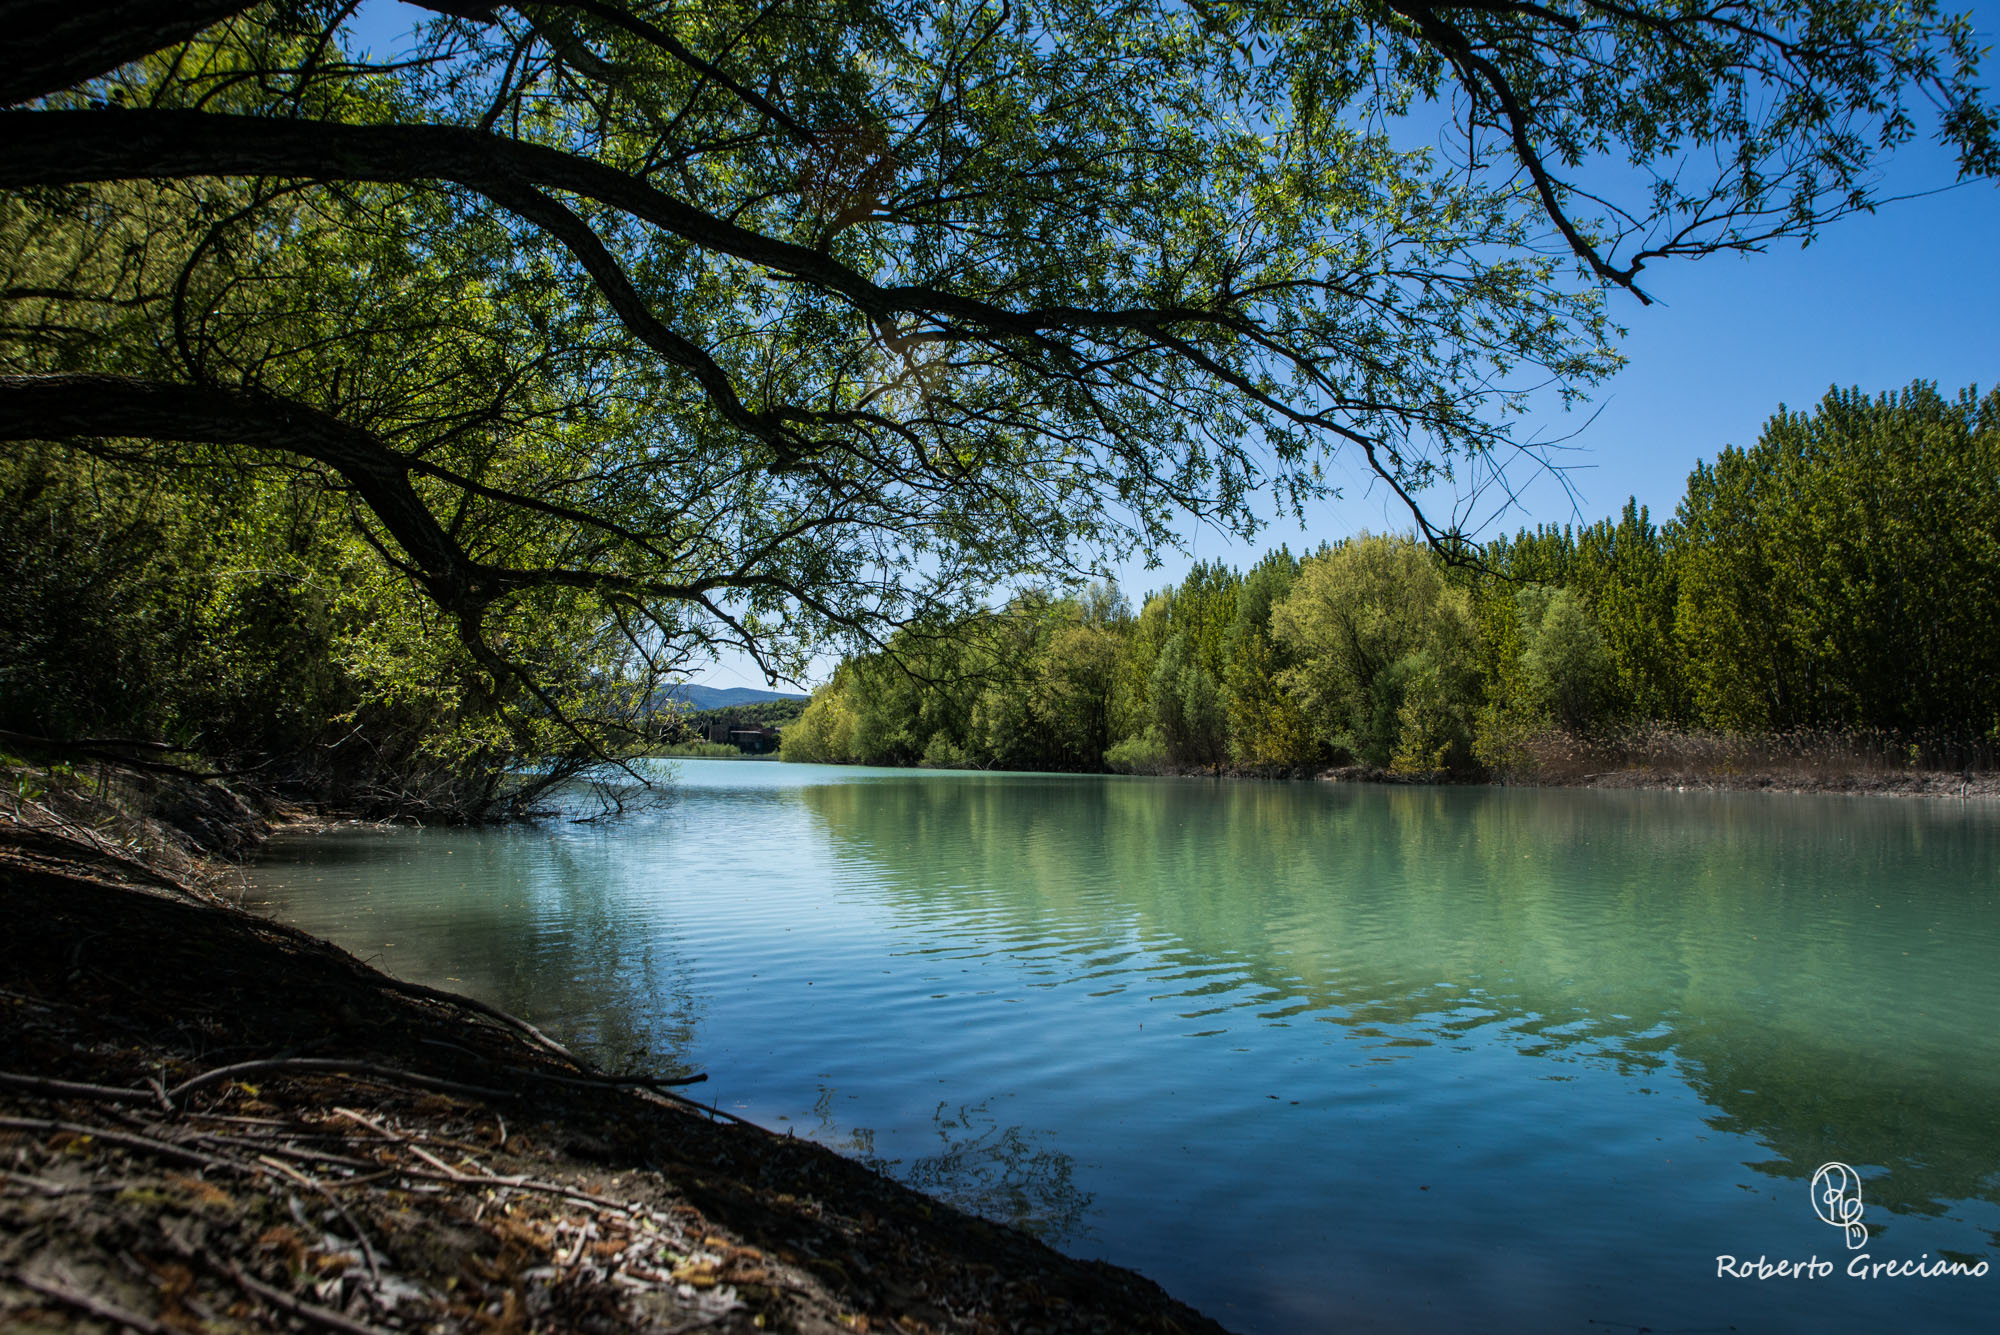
left=798, top=775, right=2000, bottom=1231
left=809, top=1090, right=1093, bottom=1244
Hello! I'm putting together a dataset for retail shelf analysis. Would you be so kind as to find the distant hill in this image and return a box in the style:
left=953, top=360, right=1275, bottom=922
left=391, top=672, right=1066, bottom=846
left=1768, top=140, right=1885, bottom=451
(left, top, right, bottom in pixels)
left=657, top=683, right=810, bottom=712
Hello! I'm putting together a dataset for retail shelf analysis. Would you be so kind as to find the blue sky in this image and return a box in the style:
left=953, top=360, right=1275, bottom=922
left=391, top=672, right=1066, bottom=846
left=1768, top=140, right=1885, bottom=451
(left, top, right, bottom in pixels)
left=1137, top=133, right=2000, bottom=577
left=343, top=1, right=1998, bottom=691
left=1148, top=0, right=2000, bottom=583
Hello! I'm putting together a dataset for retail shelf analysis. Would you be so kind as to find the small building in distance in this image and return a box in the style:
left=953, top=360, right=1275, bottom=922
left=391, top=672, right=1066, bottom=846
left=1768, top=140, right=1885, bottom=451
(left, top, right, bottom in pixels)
left=703, top=720, right=782, bottom=754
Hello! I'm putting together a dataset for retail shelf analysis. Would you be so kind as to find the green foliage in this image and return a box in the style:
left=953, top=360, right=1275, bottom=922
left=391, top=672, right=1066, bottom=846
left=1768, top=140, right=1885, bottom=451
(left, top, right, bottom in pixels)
left=1104, top=728, right=1172, bottom=776
left=1674, top=384, right=2000, bottom=736
left=1034, top=621, right=1124, bottom=766
left=1148, top=634, right=1229, bottom=768
left=1224, top=549, right=1321, bottom=769
left=687, top=701, right=808, bottom=731
left=5, top=0, right=1992, bottom=804
left=0, top=441, right=650, bottom=818
left=1517, top=587, right=1615, bottom=733
left=1389, top=653, right=1468, bottom=776
left=656, top=740, right=742, bottom=759
left=0, top=447, right=194, bottom=741
left=1271, top=535, right=1479, bottom=769
left=779, top=683, right=860, bottom=764
left=779, top=587, right=1135, bottom=771
left=920, top=732, right=974, bottom=770
left=1572, top=504, right=1688, bottom=723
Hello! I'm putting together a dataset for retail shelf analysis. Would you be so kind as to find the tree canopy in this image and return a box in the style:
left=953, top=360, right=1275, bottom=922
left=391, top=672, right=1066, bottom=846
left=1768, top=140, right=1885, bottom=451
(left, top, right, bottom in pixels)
left=2, top=1, right=1993, bottom=761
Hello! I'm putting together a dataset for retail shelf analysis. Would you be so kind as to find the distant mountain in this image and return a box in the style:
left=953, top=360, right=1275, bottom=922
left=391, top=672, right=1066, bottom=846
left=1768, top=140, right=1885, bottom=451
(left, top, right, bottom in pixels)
left=657, top=683, right=810, bottom=712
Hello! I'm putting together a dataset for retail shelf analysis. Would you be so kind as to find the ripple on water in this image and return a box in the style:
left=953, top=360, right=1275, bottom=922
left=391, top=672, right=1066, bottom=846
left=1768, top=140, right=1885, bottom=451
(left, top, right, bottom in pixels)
left=249, top=763, right=2000, bottom=1335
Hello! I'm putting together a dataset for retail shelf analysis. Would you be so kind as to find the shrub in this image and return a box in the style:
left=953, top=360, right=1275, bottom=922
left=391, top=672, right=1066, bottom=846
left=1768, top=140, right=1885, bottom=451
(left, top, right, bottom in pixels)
left=1104, top=727, right=1171, bottom=774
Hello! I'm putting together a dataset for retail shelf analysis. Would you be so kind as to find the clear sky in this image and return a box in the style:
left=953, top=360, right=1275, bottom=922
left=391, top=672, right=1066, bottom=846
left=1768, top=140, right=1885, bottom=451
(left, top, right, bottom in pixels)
left=344, top=1, right=1998, bottom=692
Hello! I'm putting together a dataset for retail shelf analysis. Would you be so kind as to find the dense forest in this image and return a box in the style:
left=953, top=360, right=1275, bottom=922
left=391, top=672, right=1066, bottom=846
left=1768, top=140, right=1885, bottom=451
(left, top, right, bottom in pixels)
left=780, top=383, right=2000, bottom=778
left=0, top=438, right=644, bottom=817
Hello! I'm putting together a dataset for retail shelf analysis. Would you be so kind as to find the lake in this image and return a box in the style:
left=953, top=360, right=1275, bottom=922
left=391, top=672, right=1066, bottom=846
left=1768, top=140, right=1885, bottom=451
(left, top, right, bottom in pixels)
left=246, top=759, right=2000, bottom=1333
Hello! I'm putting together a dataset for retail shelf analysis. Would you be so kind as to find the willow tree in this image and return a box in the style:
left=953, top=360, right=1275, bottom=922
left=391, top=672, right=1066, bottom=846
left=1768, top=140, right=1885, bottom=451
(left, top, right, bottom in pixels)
left=1, top=1, right=1992, bottom=763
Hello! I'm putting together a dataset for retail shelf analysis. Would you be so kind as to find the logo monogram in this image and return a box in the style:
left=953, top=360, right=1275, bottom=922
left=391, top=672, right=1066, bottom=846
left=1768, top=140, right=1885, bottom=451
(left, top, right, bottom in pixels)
left=1811, top=1162, right=1868, bottom=1249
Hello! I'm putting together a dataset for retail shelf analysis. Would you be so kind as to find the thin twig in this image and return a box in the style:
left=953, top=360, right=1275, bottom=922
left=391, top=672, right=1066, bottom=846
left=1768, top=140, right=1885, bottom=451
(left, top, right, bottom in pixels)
left=332, top=1107, right=631, bottom=1214
left=636, top=1085, right=762, bottom=1129
left=0, top=1172, right=140, bottom=1199
left=3, top=1270, right=174, bottom=1334
left=167, top=1058, right=515, bottom=1104
left=395, top=1163, right=633, bottom=1214
left=202, top=1139, right=379, bottom=1172
left=529, top=1068, right=710, bottom=1091
left=415, top=1037, right=706, bottom=1089
left=0, top=1115, right=238, bottom=1171
left=222, top=1258, right=393, bottom=1335
left=372, top=975, right=581, bottom=1067
left=0, top=1070, right=154, bottom=1103
left=252, top=1154, right=383, bottom=1288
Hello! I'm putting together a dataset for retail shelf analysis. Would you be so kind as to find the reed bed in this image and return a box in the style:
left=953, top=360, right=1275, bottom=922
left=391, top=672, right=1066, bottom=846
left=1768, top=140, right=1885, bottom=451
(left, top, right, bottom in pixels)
left=1491, top=724, right=1999, bottom=789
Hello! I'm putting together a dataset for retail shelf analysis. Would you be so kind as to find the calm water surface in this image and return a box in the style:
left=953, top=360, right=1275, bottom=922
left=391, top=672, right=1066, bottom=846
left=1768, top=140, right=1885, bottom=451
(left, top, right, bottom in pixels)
left=247, top=760, right=2000, bottom=1333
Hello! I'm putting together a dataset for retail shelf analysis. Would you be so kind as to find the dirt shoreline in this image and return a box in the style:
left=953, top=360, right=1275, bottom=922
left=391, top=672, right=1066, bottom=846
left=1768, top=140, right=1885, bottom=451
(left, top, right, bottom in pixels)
left=1484, top=767, right=2000, bottom=799
left=1098, top=759, right=2000, bottom=799
left=1317, top=764, right=2000, bottom=800
left=0, top=798, right=1231, bottom=1335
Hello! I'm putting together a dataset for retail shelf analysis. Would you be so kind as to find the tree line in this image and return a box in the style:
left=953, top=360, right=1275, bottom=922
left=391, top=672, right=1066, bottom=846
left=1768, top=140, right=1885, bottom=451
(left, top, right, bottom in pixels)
left=780, top=383, right=2000, bottom=776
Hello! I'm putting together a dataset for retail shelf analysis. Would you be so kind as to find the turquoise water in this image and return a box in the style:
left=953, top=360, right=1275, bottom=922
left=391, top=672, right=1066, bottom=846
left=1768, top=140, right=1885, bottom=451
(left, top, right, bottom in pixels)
left=247, top=760, right=2000, bottom=1332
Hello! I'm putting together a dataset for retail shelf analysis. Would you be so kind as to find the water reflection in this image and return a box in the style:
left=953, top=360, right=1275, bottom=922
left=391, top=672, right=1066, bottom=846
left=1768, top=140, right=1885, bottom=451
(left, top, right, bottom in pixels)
left=253, top=827, right=706, bottom=1081
left=876, top=1101, right=1093, bottom=1245
left=796, top=777, right=2000, bottom=1229
left=251, top=766, right=2000, bottom=1333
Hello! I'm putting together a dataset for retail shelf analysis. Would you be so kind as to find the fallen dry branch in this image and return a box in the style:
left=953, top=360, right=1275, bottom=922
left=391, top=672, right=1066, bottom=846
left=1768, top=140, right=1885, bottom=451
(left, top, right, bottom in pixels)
left=1, top=1172, right=141, bottom=1200
left=220, top=1257, right=394, bottom=1335
left=372, top=974, right=584, bottom=1067
left=0, top=1115, right=241, bottom=1173
left=332, top=1106, right=637, bottom=1215
left=167, top=1058, right=518, bottom=1106
left=5, top=1270, right=174, bottom=1335
left=247, top=1154, right=383, bottom=1286
left=3, top=1097, right=735, bottom=1335
left=524, top=1067, right=710, bottom=1090
left=0, top=1071, right=156, bottom=1104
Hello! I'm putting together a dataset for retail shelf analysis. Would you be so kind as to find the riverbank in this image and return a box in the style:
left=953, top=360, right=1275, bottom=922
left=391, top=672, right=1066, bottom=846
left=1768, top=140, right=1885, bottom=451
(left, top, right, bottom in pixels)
left=917, top=727, right=2000, bottom=800
left=1492, top=766, right=2000, bottom=799
left=1019, top=759, right=2000, bottom=800
left=1303, top=762, right=2000, bottom=799
left=0, top=775, right=1230, bottom=1335
left=1468, top=725, right=2000, bottom=799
